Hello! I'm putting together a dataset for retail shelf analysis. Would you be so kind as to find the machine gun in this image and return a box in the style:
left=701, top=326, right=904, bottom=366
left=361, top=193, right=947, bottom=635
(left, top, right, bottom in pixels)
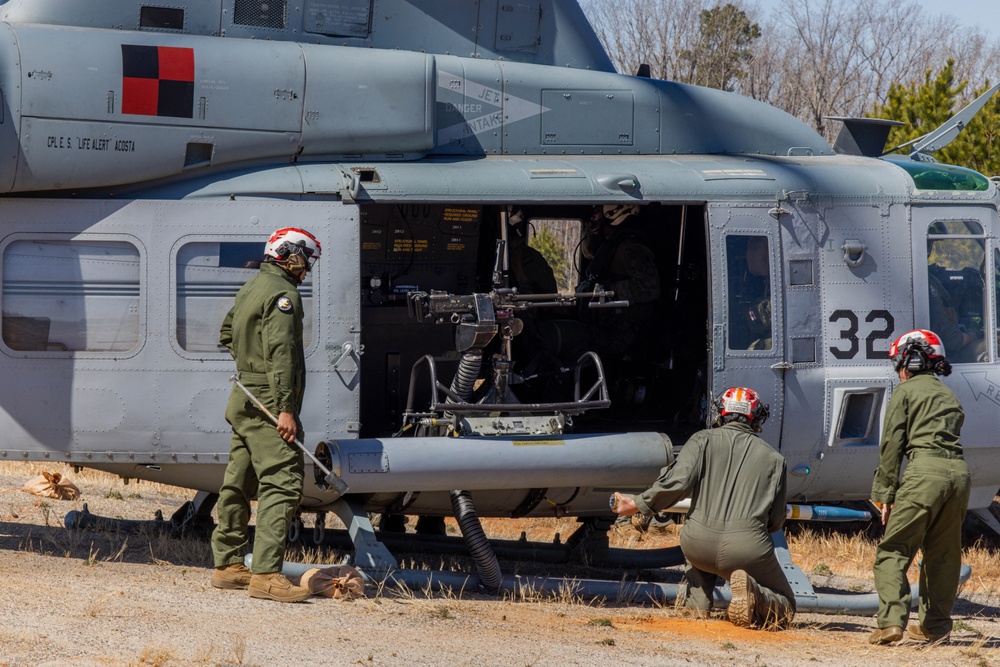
left=401, top=283, right=624, bottom=436
left=406, top=285, right=626, bottom=348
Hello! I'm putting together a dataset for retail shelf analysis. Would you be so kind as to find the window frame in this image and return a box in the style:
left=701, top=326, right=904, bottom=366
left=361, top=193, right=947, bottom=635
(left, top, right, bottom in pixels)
left=170, top=235, right=319, bottom=361
left=0, top=233, right=146, bottom=359
left=926, top=219, right=990, bottom=365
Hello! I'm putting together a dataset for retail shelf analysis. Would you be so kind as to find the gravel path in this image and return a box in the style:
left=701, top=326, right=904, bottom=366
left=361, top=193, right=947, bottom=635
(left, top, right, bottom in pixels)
left=1, top=465, right=998, bottom=667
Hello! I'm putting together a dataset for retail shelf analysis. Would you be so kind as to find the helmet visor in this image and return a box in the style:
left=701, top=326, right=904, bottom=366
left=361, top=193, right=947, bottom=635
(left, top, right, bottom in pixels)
left=300, top=245, right=318, bottom=269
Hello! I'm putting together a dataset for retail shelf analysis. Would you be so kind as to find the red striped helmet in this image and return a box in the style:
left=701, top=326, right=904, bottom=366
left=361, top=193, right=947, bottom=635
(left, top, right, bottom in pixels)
left=889, top=329, right=945, bottom=373
left=713, top=387, right=769, bottom=432
left=264, top=227, right=322, bottom=271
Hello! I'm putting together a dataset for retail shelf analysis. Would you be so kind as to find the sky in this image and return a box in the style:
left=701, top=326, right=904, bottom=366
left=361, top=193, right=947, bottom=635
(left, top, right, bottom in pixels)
left=754, top=0, right=998, bottom=39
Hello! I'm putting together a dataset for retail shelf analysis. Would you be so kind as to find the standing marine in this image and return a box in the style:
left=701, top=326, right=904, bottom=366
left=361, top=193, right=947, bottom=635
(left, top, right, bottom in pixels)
left=612, top=387, right=795, bottom=629
left=578, top=204, right=661, bottom=405
left=868, top=329, right=970, bottom=645
left=578, top=203, right=661, bottom=357
left=210, top=227, right=322, bottom=603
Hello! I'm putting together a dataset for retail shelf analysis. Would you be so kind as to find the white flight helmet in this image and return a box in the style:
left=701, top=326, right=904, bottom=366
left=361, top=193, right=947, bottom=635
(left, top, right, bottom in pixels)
left=602, top=203, right=639, bottom=226
left=264, top=227, right=322, bottom=273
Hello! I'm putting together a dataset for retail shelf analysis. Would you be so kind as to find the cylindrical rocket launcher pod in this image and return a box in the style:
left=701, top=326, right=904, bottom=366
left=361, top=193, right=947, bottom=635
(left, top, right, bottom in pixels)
left=785, top=504, right=871, bottom=522
left=315, top=432, right=673, bottom=494
left=662, top=498, right=872, bottom=522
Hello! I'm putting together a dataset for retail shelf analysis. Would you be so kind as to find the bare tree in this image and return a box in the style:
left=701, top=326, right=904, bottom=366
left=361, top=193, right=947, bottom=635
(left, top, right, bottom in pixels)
left=580, top=0, right=712, bottom=78
left=579, top=0, right=1000, bottom=142
left=767, top=0, right=870, bottom=138
left=850, top=0, right=956, bottom=109
left=946, top=31, right=1000, bottom=100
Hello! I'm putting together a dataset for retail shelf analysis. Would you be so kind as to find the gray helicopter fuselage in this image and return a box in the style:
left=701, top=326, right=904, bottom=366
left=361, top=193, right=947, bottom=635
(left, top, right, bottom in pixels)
left=0, top=0, right=994, bottom=518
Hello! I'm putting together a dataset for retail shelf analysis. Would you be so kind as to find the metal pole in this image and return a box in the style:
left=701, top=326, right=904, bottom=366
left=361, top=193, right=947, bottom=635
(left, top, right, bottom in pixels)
left=228, top=374, right=349, bottom=496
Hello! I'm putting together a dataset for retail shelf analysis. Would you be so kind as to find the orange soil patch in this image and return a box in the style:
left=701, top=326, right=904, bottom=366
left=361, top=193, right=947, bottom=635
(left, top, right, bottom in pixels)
left=617, top=616, right=844, bottom=646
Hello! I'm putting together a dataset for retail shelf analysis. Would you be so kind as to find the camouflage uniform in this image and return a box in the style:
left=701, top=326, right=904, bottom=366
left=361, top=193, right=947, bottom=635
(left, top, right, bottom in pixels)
left=212, top=262, right=307, bottom=575
left=871, top=373, right=970, bottom=636
left=634, top=422, right=795, bottom=626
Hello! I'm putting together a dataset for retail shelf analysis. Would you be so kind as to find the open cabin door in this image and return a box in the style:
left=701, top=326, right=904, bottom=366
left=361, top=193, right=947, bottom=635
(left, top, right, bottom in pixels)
left=707, top=203, right=785, bottom=447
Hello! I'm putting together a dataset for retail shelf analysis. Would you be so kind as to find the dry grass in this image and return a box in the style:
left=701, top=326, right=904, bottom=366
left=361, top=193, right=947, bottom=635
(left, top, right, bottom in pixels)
left=0, top=460, right=191, bottom=501
left=2, top=461, right=1000, bottom=606
left=479, top=513, right=1000, bottom=598
left=129, top=647, right=176, bottom=667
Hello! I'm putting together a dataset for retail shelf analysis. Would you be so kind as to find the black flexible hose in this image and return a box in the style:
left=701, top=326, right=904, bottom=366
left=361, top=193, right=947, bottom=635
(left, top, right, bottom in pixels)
left=445, top=352, right=482, bottom=415
left=450, top=489, right=503, bottom=592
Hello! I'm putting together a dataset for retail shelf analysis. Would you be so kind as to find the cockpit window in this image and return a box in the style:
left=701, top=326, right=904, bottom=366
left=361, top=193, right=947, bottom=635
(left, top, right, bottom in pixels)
left=887, top=157, right=990, bottom=191
left=995, top=247, right=1000, bottom=360
left=726, top=235, right=772, bottom=350
left=927, top=221, right=987, bottom=363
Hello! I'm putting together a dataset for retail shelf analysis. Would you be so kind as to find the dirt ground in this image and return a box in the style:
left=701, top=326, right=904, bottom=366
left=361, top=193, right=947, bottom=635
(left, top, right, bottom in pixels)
left=0, top=464, right=999, bottom=667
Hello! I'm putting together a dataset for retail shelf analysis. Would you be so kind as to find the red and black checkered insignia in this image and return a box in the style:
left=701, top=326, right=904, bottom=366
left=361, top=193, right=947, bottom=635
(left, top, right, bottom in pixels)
left=121, top=45, right=194, bottom=118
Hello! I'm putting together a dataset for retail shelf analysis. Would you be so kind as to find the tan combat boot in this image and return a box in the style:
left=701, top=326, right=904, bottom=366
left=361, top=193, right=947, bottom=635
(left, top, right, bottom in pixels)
left=727, top=569, right=757, bottom=628
left=248, top=572, right=311, bottom=603
left=906, top=624, right=950, bottom=644
left=868, top=626, right=904, bottom=645
left=211, top=563, right=253, bottom=590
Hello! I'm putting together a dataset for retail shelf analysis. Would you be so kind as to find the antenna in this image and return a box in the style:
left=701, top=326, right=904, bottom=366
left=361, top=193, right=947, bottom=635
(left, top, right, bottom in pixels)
left=909, top=82, right=1000, bottom=157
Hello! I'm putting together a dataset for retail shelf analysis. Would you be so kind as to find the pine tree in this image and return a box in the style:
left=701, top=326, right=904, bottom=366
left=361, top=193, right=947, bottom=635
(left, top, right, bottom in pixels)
left=677, top=3, right=761, bottom=91
left=873, top=60, right=1000, bottom=176
left=528, top=227, right=571, bottom=292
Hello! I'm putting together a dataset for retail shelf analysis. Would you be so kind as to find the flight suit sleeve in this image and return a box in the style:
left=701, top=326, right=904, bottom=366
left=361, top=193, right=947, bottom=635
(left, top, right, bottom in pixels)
left=261, top=290, right=304, bottom=414
left=767, top=460, right=788, bottom=534
left=611, top=242, right=661, bottom=305
left=219, top=306, right=235, bottom=357
left=634, top=432, right=705, bottom=516
left=872, top=390, right=908, bottom=504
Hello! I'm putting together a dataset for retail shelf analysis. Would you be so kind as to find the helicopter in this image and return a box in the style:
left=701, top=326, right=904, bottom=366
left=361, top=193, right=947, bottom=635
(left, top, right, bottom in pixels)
left=0, top=0, right=996, bottom=575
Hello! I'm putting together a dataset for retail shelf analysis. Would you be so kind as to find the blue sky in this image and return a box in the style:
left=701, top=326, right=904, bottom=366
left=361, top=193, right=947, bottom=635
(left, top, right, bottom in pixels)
left=754, top=0, right=997, bottom=38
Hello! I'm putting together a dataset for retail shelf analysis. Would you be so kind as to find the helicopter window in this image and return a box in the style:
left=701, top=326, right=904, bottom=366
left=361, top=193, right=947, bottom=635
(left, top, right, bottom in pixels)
left=926, top=221, right=987, bottom=363
left=838, top=392, right=876, bottom=439
left=995, top=247, right=1000, bottom=360
left=886, top=157, right=990, bottom=191
left=1, top=240, right=140, bottom=353
left=831, top=388, right=884, bottom=445
left=726, top=235, right=772, bottom=350
left=175, top=241, right=314, bottom=353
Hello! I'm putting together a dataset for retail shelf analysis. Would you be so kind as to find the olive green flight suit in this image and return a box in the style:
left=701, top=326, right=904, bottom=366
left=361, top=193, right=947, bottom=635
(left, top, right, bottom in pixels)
left=635, top=422, right=795, bottom=626
left=871, top=372, right=970, bottom=635
left=212, top=262, right=307, bottom=575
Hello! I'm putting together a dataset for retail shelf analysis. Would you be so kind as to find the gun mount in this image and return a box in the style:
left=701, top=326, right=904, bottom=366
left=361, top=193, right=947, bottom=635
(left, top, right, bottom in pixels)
left=401, top=286, right=623, bottom=436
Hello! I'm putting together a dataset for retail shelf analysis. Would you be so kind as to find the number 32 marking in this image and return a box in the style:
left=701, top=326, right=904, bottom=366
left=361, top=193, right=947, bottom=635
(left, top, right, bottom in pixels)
left=828, top=309, right=895, bottom=360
